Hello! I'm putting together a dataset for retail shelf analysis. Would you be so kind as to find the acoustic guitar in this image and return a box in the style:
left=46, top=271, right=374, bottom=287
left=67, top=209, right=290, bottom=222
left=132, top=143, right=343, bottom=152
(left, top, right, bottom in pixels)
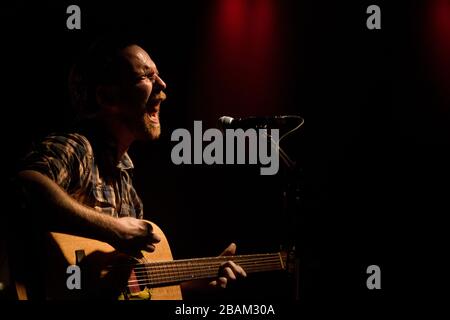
left=14, top=221, right=288, bottom=300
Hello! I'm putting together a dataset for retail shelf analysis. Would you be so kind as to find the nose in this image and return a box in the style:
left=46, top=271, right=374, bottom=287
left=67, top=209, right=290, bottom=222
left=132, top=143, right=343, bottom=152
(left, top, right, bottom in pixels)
left=154, top=74, right=167, bottom=90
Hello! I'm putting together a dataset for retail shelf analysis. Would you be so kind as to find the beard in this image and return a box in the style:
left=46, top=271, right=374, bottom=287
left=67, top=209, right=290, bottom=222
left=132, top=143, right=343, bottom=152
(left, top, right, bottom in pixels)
left=141, top=111, right=161, bottom=140
left=123, top=109, right=161, bottom=141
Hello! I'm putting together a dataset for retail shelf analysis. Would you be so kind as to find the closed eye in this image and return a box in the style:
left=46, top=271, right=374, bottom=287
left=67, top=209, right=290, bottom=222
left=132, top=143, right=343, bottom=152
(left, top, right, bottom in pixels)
left=138, top=73, right=158, bottom=82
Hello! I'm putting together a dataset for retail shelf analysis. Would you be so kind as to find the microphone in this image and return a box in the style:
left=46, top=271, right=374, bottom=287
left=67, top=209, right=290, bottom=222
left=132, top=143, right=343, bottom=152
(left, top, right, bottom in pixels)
left=218, top=115, right=302, bottom=130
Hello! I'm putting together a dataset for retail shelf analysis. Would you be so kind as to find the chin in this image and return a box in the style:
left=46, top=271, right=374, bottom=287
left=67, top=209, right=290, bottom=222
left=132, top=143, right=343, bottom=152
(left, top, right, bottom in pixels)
left=139, top=124, right=161, bottom=141
left=137, top=114, right=161, bottom=140
left=149, top=127, right=161, bottom=140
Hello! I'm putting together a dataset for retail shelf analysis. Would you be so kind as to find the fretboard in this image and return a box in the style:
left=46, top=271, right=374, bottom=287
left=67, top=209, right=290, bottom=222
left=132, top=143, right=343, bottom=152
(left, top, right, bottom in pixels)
left=129, top=252, right=287, bottom=288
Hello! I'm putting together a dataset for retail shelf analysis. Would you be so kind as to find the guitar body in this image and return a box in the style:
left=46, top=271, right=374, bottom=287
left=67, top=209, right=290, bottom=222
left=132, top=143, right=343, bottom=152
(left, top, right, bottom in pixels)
left=15, top=222, right=182, bottom=300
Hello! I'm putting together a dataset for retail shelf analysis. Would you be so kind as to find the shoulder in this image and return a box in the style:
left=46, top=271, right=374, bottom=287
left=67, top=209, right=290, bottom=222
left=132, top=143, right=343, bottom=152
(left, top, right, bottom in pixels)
left=27, top=132, right=95, bottom=170
left=39, top=132, right=94, bottom=157
left=20, top=132, right=95, bottom=187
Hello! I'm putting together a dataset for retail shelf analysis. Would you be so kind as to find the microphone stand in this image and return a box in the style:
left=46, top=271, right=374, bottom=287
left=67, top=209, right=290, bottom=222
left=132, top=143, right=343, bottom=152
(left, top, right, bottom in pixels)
left=265, top=129, right=303, bottom=301
left=280, top=147, right=302, bottom=301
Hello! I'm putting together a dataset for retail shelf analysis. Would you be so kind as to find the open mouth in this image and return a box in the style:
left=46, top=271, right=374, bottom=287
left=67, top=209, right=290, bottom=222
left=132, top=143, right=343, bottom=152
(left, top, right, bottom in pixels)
left=146, top=93, right=165, bottom=125
left=146, top=109, right=160, bottom=124
left=148, top=112, right=159, bottom=124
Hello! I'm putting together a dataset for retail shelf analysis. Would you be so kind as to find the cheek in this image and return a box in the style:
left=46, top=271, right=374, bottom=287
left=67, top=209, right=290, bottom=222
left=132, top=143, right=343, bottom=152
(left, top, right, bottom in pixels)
left=136, top=82, right=153, bottom=102
left=122, top=83, right=152, bottom=108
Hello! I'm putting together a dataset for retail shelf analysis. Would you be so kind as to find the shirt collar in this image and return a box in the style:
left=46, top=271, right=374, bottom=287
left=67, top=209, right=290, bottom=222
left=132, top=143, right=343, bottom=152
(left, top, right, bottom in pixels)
left=117, top=152, right=134, bottom=170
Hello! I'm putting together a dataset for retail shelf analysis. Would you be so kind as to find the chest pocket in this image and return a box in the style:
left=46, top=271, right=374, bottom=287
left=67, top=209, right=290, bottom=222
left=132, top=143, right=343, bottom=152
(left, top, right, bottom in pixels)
left=92, top=183, right=117, bottom=216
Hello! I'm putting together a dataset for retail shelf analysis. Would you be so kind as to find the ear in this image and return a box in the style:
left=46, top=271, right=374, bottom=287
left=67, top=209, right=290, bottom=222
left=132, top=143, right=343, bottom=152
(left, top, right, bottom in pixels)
left=96, top=85, right=120, bottom=112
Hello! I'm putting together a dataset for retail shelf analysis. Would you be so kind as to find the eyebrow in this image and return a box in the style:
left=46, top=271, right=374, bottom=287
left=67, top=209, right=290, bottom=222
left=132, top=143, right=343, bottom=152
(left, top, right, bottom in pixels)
left=141, top=63, right=158, bottom=73
left=143, top=66, right=156, bottom=73
left=130, top=66, right=155, bottom=78
left=141, top=70, right=160, bottom=79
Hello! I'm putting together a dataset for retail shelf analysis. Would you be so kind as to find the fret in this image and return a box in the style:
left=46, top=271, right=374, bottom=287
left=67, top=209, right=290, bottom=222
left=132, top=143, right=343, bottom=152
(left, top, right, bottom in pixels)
left=129, top=252, right=286, bottom=288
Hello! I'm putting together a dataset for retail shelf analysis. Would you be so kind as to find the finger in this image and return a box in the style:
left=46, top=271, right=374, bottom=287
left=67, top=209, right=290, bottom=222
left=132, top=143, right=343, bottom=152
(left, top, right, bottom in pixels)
left=219, top=243, right=236, bottom=256
left=135, top=220, right=150, bottom=234
left=209, top=280, right=217, bottom=287
left=147, top=223, right=154, bottom=231
left=148, top=231, right=161, bottom=243
left=144, top=222, right=161, bottom=243
left=218, top=277, right=227, bottom=288
left=222, top=266, right=236, bottom=281
left=144, top=244, right=156, bottom=252
left=209, top=277, right=227, bottom=289
left=224, top=261, right=247, bottom=278
left=143, top=221, right=160, bottom=241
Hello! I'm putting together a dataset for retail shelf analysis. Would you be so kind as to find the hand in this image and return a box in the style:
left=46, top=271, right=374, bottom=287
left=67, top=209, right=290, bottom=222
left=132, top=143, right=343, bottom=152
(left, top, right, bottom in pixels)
left=209, top=243, right=247, bottom=289
left=111, top=217, right=161, bottom=254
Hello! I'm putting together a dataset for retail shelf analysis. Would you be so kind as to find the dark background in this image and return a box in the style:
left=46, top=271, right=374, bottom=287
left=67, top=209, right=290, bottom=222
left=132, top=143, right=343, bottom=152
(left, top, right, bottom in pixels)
left=0, top=0, right=448, bottom=309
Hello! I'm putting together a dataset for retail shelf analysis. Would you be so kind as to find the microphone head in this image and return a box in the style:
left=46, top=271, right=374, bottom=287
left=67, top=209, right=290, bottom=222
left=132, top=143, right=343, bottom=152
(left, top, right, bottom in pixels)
left=217, top=116, right=234, bottom=130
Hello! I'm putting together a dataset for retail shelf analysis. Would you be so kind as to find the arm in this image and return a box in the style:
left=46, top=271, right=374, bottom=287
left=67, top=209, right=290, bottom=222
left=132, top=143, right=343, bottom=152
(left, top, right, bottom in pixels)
left=16, top=170, right=160, bottom=254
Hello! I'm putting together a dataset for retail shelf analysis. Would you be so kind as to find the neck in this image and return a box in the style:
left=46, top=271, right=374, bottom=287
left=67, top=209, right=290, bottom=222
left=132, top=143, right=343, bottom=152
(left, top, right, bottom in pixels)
left=94, top=115, right=135, bottom=161
left=115, top=133, right=133, bottom=161
left=128, top=252, right=287, bottom=289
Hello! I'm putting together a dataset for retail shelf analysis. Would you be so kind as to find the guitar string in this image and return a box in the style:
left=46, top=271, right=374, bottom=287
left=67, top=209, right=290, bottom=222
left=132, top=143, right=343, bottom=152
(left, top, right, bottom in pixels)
left=126, top=257, right=281, bottom=276
left=128, top=262, right=283, bottom=286
left=130, top=263, right=283, bottom=285
left=130, top=257, right=282, bottom=280
left=128, top=264, right=282, bottom=284
left=129, top=253, right=288, bottom=283
left=127, top=264, right=283, bottom=288
left=127, top=265, right=283, bottom=288
left=131, top=257, right=282, bottom=276
left=128, top=267, right=283, bottom=288
left=120, top=256, right=282, bottom=280
left=130, top=254, right=283, bottom=272
left=130, top=256, right=283, bottom=275
left=114, top=257, right=283, bottom=286
left=129, top=261, right=283, bottom=284
left=127, top=261, right=283, bottom=286
left=97, top=253, right=285, bottom=287
left=127, top=253, right=284, bottom=269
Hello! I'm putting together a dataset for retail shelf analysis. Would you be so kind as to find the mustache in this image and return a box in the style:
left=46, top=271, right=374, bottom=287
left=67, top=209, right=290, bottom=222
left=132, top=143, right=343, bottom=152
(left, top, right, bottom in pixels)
left=150, top=91, right=167, bottom=103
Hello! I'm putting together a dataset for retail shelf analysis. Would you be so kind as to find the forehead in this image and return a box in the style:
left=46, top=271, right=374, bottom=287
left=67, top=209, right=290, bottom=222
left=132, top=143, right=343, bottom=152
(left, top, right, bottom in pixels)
left=119, top=45, right=157, bottom=73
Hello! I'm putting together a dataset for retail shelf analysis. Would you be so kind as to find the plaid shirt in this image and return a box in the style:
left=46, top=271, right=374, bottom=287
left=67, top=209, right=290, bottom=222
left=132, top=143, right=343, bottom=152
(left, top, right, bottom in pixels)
left=21, top=132, right=143, bottom=219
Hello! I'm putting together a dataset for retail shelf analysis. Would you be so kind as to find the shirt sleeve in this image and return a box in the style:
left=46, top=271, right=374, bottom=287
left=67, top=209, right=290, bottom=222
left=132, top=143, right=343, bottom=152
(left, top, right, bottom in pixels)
left=20, top=133, right=93, bottom=193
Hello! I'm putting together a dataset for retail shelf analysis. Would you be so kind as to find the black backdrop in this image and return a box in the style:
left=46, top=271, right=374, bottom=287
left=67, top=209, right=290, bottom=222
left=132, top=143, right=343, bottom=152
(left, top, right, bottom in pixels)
left=0, top=0, right=448, bottom=308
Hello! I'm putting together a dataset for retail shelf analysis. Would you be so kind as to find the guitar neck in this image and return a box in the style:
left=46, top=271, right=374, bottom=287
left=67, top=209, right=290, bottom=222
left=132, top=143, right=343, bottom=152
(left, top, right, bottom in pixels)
left=132, top=252, right=287, bottom=288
